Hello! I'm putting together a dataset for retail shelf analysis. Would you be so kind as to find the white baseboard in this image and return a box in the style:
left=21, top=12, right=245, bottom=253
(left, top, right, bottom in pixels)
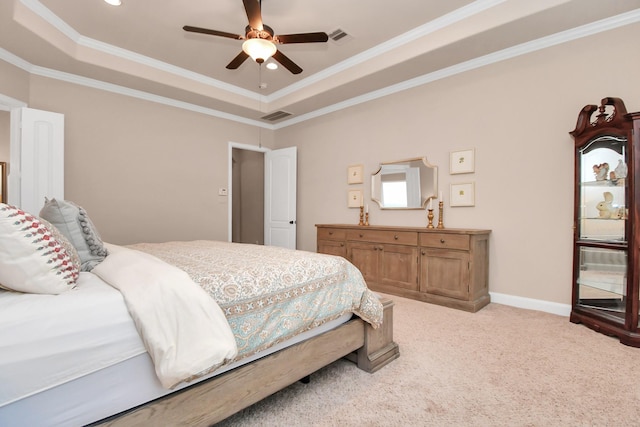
left=490, top=292, right=571, bottom=317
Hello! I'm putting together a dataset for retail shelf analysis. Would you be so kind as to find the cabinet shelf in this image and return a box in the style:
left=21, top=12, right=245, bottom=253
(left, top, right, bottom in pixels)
left=580, top=180, right=625, bottom=187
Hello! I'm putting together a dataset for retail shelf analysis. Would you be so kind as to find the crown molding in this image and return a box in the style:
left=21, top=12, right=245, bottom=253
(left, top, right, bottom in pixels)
left=3, top=3, right=640, bottom=130
left=18, top=0, right=260, bottom=102
left=266, top=0, right=507, bottom=103
left=274, top=8, right=640, bottom=128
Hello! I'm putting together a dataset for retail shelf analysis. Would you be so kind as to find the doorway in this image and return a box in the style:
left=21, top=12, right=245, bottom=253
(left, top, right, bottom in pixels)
left=230, top=144, right=266, bottom=244
left=228, top=143, right=298, bottom=249
left=0, top=111, right=9, bottom=164
left=0, top=93, right=27, bottom=207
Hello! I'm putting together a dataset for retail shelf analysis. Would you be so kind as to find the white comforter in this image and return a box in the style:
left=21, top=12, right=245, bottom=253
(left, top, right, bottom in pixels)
left=92, top=244, right=238, bottom=389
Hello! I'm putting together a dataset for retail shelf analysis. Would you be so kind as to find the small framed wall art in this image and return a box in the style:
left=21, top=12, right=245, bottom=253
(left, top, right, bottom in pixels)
left=450, top=149, right=475, bottom=174
left=348, top=189, right=363, bottom=208
left=450, top=182, right=475, bottom=207
left=347, top=164, right=364, bottom=184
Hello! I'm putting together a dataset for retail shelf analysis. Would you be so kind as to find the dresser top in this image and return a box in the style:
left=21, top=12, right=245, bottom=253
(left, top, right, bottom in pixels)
left=315, top=224, right=491, bottom=235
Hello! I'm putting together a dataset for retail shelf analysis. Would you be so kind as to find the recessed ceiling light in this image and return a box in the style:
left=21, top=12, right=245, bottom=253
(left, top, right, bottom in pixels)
left=266, top=62, right=278, bottom=70
left=104, top=0, right=122, bottom=6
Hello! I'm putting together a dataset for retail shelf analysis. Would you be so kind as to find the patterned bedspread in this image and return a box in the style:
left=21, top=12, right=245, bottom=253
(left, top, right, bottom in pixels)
left=127, top=241, right=383, bottom=360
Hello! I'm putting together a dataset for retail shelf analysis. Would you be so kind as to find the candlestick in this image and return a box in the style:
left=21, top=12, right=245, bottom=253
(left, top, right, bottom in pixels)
left=364, top=212, right=369, bottom=226
left=428, top=198, right=433, bottom=210
left=437, top=201, right=445, bottom=229
left=427, top=209, right=434, bottom=229
left=358, top=205, right=364, bottom=226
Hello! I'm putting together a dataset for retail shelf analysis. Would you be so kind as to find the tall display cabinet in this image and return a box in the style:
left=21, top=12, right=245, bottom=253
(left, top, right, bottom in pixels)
left=569, top=97, right=640, bottom=346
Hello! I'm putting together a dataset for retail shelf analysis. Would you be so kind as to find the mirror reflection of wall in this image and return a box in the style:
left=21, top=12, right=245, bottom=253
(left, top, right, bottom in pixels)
left=380, top=167, right=421, bottom=208
left=372, top=157, right=437, bottom=209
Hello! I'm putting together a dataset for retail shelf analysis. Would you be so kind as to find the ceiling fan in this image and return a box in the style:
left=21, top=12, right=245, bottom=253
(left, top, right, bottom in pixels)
left=183, top=0, right=328, bottom=74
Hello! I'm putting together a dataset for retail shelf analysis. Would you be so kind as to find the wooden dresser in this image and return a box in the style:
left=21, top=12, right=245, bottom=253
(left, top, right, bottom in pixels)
left=316, top=224, right=491, bottom=312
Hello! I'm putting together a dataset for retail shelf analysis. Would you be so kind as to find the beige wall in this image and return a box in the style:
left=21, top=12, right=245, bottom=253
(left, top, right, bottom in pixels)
left=25, top=76, right=274, bottom=244
left=0, top=59, right=29, bottom=101
left=1, top=21, right=638, bottom=307
left=275, top=22, right=640, bottom=305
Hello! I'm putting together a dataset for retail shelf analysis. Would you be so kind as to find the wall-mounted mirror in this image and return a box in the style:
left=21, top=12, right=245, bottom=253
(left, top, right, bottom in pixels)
left=371, top=157, right=437, bottom=209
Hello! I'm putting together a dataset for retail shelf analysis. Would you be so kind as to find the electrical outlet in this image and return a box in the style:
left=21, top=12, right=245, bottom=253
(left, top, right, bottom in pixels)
left=218, top=188, right=228, bottom=196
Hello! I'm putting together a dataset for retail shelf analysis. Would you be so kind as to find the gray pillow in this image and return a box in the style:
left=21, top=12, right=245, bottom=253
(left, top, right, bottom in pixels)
left=39, top=198, right=108, bottom=271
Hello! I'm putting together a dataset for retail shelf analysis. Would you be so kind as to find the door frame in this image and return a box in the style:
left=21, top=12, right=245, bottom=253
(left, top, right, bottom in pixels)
left=227, top=142, right=269, bottom=242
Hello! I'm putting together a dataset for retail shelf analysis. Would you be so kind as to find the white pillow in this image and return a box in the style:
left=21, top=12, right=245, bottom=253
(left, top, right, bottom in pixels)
left=0, top=203, right=80, bottom=294
left=39, top=198, right=108, bottom=271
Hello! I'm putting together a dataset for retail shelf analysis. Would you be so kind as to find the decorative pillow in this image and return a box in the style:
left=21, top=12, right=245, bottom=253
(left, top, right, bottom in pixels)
left=39, top=198, right=108, bottom=271
left=40, top=217, right=82, bottom=275
left=0, top=203, right=80, bottom=294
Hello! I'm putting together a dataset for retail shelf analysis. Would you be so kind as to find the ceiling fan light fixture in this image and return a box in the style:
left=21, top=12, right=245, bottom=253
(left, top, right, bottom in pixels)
left=242, top=39, right=276, bottom=64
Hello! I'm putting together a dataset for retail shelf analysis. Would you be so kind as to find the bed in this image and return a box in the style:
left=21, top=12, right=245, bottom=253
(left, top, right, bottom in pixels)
left=0, top=200, right=399, bottom=426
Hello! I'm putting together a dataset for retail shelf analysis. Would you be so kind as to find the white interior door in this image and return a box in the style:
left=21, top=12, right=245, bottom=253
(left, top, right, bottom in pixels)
left=17, top=107, right=64, bottom=214
left=264, top=147, right=297, bottom=249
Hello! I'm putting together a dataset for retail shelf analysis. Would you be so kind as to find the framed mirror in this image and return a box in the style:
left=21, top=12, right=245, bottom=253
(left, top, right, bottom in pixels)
left=0, top=162, right=5, bottom=204
left=371, top=157, right=437, bottom=209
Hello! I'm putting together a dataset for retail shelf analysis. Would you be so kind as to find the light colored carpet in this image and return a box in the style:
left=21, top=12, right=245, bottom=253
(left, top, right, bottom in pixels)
left=216, top=294, right=640, bottom=426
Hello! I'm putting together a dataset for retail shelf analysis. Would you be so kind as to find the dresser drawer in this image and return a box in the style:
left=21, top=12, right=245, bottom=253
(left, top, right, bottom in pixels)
left=420, top=233, right=470, bottom=251
left=347, top=229, right=418, bottom=245
left=317, top=228, right=347, bottom=241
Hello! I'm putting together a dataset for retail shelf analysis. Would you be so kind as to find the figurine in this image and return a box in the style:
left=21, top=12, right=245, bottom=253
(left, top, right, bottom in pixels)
left=614, top=159, right=627, bottom=179
left=596, top=191, right=621, bottom=219
left=593, top=163, right=609, bottom=181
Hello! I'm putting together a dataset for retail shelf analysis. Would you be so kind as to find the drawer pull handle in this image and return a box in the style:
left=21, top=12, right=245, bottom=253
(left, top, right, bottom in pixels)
left=440, top=239, right=445, bottom=244
left=340, top=243, right=344, bottom=247
left=359, top=233, right=364, bottom=238
left=421, top=250, right=426, bottom=255
left=394, top=235, right=399, bottom=240
left=329, top=231, right=333, bottom=235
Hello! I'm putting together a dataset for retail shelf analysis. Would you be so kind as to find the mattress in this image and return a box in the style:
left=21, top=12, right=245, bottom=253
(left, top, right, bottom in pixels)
left=0, top=272, right=145, bottom=408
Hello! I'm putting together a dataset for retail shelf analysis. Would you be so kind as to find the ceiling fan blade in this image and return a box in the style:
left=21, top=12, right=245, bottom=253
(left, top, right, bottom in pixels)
left=183, top=25, right=243, bottom=40
left=226, top=51, right=250, bottom=69
left=243, top=0, right=263, bottom=30
left=276, top=32, right=328, bottom=44
left=272, top=50, right=303, bottom=74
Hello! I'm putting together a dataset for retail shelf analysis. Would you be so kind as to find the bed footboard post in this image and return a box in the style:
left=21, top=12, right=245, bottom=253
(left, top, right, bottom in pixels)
left=356, top=297, right=400, bottom=372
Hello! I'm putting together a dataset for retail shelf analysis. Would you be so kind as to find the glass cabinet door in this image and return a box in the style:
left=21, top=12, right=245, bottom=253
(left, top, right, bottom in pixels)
left=578, top=136, right=627, bottom=242
left=576, top=246, right=627, bottom=313
left=576, top=135, right=628, bottom=319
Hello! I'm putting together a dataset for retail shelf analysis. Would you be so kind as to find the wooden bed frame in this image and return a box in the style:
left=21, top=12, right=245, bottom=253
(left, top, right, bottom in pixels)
left=95, top=297, right=399, bottom=426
